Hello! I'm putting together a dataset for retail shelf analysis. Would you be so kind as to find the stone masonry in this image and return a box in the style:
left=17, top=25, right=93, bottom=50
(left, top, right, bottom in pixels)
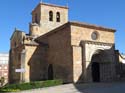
left=9, top=2, right=119, bottom=84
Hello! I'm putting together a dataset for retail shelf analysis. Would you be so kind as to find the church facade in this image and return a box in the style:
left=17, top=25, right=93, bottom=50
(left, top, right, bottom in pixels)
left=9, top=3, right=119, bottom=83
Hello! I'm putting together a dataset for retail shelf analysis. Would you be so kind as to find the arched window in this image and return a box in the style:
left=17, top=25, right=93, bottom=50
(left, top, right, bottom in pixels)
left=14, top=42, right=16, bottom=47
left=49, top=11, right=53, bottom=21
left=35, top=14, right=38, bottom=23
left=48, top=64, right=53, bottom=80
left=56, top=12, right=60, bottom=22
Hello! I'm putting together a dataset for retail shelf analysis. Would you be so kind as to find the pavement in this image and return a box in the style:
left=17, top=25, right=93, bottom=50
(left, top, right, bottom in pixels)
left=9, top=82, right=125, bottom=93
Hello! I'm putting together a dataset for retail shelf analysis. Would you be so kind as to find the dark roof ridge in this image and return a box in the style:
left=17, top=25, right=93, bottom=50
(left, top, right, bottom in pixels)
left=69, top=21, right=116, bottom=32
left=36, top=21, right=116, bottom=42
left=32, top=2, right=68, bottom=14
left=40, top=2, right=68, bottom=9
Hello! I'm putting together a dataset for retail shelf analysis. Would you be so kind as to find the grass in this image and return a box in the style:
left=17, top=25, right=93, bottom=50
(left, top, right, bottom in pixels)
left=0, top=79, right=63, bottom=92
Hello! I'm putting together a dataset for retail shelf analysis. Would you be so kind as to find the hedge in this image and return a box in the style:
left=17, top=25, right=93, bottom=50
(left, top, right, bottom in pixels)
left=0, top=79, right=63, bottom=92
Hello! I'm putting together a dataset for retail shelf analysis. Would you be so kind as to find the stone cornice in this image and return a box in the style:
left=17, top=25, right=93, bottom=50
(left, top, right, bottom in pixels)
left=24, top=43, right=39, bottom=46
left=40, top=3, right=68, bottom=9
left=35, top=40, right=49, bottom=47
left=11, top=43, right=38, bottom=50
left=32, top=3, right=68, bottom=14
left=81, top=40, right=114, bottom=46
left=70, top=21, right=116, bottom=32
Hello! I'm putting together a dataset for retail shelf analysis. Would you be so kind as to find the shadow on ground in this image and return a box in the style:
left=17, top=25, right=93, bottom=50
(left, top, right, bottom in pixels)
left=74, top=82, right=125, bottom=93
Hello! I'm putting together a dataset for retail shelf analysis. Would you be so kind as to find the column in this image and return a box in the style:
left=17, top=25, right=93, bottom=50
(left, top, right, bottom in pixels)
left=72, top=45, right=82, bottom=83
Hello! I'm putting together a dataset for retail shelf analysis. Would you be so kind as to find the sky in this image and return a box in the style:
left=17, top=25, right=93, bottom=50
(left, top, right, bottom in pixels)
left=0, top=0, right=125, bottom=53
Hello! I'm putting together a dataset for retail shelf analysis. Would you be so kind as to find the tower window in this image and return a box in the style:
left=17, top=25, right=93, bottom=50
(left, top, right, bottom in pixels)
left=14, top=42, right=16, bottom=47
left=49, top=11, right=53, bottom=21
left=56, top=12, right=60, bottom=22
left=35, top=14, right=38, bottom=23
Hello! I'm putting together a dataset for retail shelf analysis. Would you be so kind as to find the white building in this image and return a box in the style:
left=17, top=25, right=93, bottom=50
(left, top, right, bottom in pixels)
left=0, top=53, right=9, bottom=84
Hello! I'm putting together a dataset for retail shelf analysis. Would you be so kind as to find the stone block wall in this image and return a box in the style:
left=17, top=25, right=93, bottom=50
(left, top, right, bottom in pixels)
left=31, top=3, right=68, bottom=36
left=27, top=45, right=48, bottom=81
left=72, top=46, right=83, bottom=83
left=70, top=23, right=116, bottom=83
left=70, top=25, right=115, bottom=46
left=46, top=26, right=73, bottom=83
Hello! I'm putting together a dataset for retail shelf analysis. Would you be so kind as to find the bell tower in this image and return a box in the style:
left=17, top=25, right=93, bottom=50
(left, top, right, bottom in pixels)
left=30, top=2, right=68, bottom=36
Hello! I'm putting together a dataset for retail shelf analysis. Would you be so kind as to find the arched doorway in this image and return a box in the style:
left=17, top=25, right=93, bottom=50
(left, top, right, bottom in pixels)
left=48, top=64, right=53, bottom=80
left=91, top=62, right=100, bottom=82
left=91, top=50, right=103, bottom=82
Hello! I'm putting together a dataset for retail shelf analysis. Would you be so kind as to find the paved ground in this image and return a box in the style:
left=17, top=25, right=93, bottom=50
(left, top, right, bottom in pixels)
left=11, top=82, right=125, bottom=93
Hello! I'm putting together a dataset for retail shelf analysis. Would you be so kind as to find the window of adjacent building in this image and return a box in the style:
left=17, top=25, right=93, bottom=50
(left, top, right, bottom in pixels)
left=4, top=73, right=7, bottom=76
left=56, top=12, right=60, bottom=22
left=4, top=66, right=7, bottom=69
left=49, top=11, right=53, bottom=21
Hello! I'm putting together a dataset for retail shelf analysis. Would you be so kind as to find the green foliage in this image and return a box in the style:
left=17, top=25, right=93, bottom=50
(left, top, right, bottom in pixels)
left=0, top=79, right=63, bottom=92
left=0, top=77, right=5, bottom=87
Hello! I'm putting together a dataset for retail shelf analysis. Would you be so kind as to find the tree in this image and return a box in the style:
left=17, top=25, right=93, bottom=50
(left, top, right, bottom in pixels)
left=0, top=77, right=5, bottom=87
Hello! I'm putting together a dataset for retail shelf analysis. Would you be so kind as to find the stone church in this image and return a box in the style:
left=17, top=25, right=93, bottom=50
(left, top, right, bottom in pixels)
left=9, top=2, right=120, bottom=84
